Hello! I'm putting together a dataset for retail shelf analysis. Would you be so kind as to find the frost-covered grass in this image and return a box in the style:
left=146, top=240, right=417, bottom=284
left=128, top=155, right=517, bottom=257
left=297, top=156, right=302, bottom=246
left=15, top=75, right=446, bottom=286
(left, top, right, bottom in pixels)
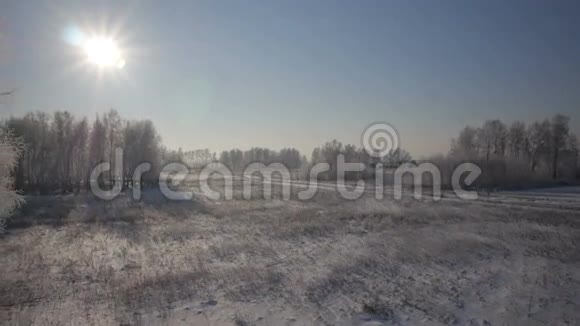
left=1, top=187, right=579, bottom=325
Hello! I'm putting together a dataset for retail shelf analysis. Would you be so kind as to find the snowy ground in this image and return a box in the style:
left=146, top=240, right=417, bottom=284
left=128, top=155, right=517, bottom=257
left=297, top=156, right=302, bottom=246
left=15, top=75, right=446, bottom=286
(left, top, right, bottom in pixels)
left=1, top=181, right=579, bottom=325
left=501, top=186, right=580, bottom=199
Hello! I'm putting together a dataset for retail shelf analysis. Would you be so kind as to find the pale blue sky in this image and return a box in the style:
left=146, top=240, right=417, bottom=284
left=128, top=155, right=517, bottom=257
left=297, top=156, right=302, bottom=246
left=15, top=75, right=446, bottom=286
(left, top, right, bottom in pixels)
left=1, top=0, right=579, bottom=157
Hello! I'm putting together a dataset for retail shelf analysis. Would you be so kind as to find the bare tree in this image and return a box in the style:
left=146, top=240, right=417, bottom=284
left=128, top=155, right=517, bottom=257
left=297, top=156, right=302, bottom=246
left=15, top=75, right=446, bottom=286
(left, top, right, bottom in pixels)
left=507, top=121, right=526, bottom=158
left=526, top=120, right=551, bottom=173
left=550, top=114, right=571, bottom=180
left=103, top=109, right=123, bottom=185
left=478, top=120, right=507, bottom=162
left=229, top=149, right=244, bottom=171
left=384, top=148, right=412, bottom=166
left=569, top=133, right=579, bottom=179
left=53, top=111, right=76, bottom=192
left=88, top=115, right=107, bottom=187
left=278, top=148, right=302, bottom=169
left=123, top=120, right=161, bottom=188
left=450, top=126, right=479, bottom=158
left=71, top=118, right=89, bottom=192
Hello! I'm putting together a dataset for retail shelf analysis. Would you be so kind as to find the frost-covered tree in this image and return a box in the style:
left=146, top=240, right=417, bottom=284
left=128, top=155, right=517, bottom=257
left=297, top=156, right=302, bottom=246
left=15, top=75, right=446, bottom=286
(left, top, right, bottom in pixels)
left=0, top=130, right=24, bottom=232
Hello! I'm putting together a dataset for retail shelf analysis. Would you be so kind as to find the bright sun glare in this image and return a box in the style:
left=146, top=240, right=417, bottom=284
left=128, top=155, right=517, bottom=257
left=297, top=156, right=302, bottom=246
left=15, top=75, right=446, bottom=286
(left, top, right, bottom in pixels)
left=62, top=26, right=127, bottom=71
left=83, top=36, right=126, bottom=69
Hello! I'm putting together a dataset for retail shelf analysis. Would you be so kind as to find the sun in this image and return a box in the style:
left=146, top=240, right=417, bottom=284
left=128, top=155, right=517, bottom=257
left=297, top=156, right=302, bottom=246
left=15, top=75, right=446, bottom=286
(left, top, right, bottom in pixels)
left=83, top=36, right=126, bottom=69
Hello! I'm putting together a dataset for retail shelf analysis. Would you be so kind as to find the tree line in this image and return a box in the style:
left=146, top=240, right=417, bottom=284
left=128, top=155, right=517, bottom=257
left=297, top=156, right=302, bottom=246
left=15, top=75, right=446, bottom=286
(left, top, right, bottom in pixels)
left=1, top=110, right=328, bottom=193
left=217, top=140, right=414, bottom=180
left=2, top=110, right=163, bottom=193
left=218, top=147, right=305, bottom=171
left=448, top=114, right=578, bottom=186
left=2, top=109, right=418, bottom=193
left=310, top=139, right=413, bottom=180
left=5, top=109, right=575, bottom=194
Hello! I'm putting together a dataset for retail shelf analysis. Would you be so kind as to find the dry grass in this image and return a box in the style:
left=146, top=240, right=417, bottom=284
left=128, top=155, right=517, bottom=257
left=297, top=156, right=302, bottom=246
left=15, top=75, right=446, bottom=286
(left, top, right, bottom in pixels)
left=1, top=186, right=579, bottom=325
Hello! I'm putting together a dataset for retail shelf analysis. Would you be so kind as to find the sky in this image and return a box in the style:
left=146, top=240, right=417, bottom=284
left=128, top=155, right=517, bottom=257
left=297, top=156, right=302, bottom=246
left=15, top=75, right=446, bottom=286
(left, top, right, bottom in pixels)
left=1, top=0, right=579, bottom=158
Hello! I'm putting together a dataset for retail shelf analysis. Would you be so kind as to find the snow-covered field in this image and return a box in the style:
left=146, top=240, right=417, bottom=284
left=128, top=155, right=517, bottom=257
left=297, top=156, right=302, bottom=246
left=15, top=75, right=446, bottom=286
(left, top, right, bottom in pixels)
left=1, top=182, right=579, bottom=325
